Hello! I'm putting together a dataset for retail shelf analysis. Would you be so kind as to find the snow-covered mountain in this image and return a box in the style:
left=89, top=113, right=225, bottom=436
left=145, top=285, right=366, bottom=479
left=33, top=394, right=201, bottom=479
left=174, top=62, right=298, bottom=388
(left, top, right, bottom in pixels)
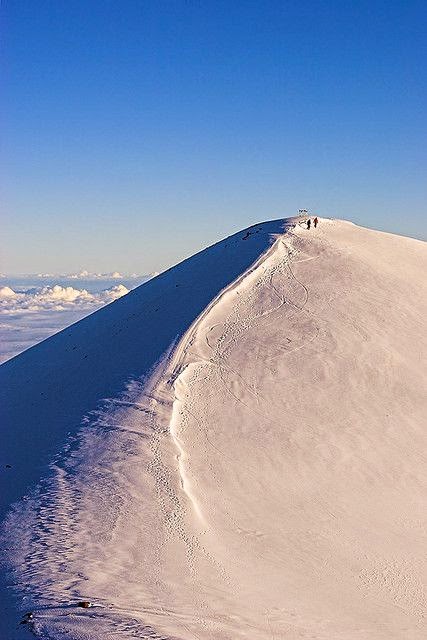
left=1, top=217, right=426, bottom=639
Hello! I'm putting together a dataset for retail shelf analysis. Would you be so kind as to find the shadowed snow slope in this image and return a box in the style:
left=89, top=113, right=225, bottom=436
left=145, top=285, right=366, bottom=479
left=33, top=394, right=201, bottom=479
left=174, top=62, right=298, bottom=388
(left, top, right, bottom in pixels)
left=1, top=218, right=426, bottom=639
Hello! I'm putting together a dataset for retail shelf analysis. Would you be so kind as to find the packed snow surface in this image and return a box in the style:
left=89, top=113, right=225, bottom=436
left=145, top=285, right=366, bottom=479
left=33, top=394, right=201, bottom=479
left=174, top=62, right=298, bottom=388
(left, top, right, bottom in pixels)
left=1, top=218, right=426, bottom=639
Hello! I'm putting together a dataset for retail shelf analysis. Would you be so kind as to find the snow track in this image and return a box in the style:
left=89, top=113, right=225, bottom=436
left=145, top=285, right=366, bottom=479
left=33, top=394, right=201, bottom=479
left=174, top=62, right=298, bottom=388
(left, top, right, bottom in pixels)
left=1, top=218, right=426, bottom=639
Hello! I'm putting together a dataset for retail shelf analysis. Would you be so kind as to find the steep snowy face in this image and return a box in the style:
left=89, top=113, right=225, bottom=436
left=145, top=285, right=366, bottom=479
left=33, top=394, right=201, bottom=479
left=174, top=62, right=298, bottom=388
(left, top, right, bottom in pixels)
left=1, top=218, right=426, bottom=640
left=0, top=218, right=289, bottom=637
left=0, top=219, right=288, bottom=511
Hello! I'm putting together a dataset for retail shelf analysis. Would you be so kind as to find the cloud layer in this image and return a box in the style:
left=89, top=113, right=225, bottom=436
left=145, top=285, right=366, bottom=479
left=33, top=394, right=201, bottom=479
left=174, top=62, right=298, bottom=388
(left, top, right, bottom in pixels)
left=1, top=271, right=152, bottom=280
left=0, top=284, right=129, bottom=315
left=65, top=270, right=125, bottom=280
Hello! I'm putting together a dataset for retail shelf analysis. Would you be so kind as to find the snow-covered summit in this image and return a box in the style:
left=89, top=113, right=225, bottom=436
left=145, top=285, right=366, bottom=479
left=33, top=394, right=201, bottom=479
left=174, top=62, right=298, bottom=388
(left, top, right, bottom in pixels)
left=1, top=217, right=426, bottom=639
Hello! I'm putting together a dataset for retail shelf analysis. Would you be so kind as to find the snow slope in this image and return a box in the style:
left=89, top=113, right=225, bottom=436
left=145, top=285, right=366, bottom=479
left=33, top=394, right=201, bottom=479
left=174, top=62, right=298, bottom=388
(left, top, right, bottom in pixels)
left=1, top=217, right=426, bottom=639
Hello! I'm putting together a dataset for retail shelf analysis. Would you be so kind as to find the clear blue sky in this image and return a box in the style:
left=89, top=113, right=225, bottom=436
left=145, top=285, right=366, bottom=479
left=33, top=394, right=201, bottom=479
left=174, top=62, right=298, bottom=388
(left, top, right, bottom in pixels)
left=2, top=0, right=426, bottom=274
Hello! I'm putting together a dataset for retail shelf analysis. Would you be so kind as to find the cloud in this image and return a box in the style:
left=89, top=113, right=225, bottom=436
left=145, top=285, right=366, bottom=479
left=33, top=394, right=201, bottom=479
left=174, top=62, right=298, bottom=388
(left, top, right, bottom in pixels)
left=0, top=283, right=129, bottom=315
left=0, top=282, right=134, bottom=362
left=66, top=270, right=125, bottom=279
left=98, top=284, right=129, bottom=302
left=3, top=271, right=152, bottom=281
left=0, top=286, right=17, bottom=299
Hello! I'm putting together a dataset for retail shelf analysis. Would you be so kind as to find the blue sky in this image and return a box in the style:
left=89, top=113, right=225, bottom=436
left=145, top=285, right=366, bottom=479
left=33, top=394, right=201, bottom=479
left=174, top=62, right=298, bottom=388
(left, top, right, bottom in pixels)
left=3, top=0, right=426, bottom=274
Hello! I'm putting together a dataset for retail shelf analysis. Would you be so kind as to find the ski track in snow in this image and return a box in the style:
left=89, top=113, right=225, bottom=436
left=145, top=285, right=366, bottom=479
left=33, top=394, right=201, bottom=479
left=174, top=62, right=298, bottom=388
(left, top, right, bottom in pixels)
left=1, top=218, right=427, bottom=639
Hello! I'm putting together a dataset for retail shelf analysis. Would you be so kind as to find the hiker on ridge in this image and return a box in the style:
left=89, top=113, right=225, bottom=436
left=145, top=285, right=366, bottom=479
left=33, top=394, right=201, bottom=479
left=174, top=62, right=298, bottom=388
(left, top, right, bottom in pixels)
left=313, top=217, right=318, bottom=228
left=307, top=218, right=311, bottom=230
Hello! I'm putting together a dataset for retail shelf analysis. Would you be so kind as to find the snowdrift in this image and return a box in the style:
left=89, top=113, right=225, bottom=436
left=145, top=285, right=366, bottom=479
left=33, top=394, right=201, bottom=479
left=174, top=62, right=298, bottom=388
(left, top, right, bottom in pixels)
left=0, top=217, right=426, bottom=639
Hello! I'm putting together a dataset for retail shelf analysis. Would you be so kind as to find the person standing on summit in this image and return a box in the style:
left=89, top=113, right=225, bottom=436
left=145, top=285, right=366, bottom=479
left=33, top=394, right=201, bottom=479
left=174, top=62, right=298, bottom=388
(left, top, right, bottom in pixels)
left=307, top=218, right=311, bottom=230
left=313, top=217, right=318, bottom=228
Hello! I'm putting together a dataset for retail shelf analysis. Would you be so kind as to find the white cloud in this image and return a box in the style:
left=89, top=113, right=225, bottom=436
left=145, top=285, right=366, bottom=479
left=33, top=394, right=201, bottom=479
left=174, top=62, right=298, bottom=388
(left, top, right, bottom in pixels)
left=0, top=280, right=138, bottom=362
left=66, top=270, right=125, bottom=279
left=0, top=283, right=130, bottom=315
left=98, top=284, right=129, bottom=302
left=0, top=286, right=17, bottom=299
left=2, top=271, right=152, bottom=281
left=68, top=270, right=90, bottom=279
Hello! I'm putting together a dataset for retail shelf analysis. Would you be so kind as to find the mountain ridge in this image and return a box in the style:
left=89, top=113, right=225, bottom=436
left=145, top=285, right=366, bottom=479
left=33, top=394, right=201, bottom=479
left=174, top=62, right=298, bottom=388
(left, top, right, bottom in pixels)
left=1, top=217, right=426, bottom=639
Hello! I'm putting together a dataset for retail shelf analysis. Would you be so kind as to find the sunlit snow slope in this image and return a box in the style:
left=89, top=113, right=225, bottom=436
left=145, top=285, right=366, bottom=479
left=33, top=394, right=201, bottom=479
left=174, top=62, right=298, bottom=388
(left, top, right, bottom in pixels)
left=1, top=218, right=426, bottom=640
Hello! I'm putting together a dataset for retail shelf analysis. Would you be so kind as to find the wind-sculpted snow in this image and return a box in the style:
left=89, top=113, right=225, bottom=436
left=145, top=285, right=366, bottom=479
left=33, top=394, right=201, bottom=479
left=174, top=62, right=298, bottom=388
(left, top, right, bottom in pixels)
left=1, top=218, right=426, bottom=639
